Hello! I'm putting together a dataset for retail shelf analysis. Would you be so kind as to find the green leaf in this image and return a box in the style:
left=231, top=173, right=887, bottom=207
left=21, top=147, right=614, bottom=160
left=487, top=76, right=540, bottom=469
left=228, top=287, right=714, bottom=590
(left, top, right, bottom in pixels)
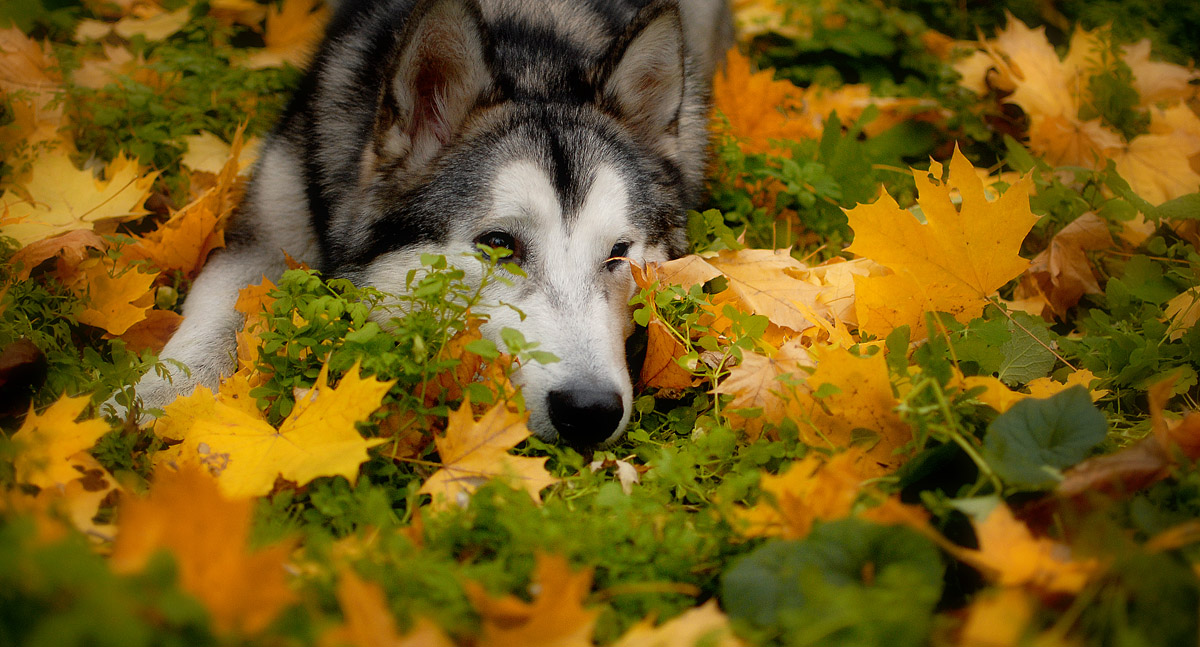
left=721, top=519, right=943, bottom=647
left=1152, top=192, right=1200, bottom=221
left=982, top=386, right=1108, bottom=489
left=996, top=313, right=1056, bottom=386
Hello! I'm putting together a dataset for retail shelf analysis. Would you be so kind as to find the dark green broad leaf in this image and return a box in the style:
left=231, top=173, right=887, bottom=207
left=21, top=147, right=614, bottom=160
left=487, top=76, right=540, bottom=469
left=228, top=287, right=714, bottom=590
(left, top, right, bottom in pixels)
left=996, top=313, right=1056, bottom=386
left=982, top=386, right=1107, bottom=490
left=721, top=519, right=943, bottom=647
left=1151, top=192, right=1200, bottom=221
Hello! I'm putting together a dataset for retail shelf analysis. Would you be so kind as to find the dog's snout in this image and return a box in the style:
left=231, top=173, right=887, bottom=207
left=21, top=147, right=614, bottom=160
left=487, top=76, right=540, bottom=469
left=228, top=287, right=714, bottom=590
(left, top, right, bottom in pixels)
left=547, top=385, right=624, bottom=446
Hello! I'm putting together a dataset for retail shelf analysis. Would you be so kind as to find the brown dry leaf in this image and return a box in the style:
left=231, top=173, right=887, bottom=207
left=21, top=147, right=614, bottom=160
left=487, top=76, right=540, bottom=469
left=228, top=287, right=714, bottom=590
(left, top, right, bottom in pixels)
left=1022, top=213, right=1114, bottom=316
left=109, top=465, right=297, bottom=635
left=320, top=569, right=453, bottom=647
left=12, top=394, right=111, bottom=489
left=1, top=149, right=158, bottom=247
left=732, top=451, right=863, bottom=539
left=847, top=147, right=1037, bottom=338
left=117, top=309, right=183, bottom=354
left=714, top=339, right=812, bottom=441
left=173, top=362, right=393, bottom=498
left=10, top=229, right=105, bottom=281
left=790, top=346, right=911, bottom=477
left=419, top=400, right=557, bottom=510
left=466, top=552, right=598, bottom=647
left=75, top=261, right=158, bottom=336
left=611, top=600, right=744, bottom=647
left=955, top=504, right=1100, bottom=594
left=640, top=319, right=696, bottom=390
left=243, top=0, right=329, bottom=70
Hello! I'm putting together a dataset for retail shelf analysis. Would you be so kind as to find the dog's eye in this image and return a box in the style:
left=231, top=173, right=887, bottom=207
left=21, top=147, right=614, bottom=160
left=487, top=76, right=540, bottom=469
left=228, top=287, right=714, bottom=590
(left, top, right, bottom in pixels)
left=605, top=241, right=631, bottom=270
left=475, top=231, right=521, bottom=262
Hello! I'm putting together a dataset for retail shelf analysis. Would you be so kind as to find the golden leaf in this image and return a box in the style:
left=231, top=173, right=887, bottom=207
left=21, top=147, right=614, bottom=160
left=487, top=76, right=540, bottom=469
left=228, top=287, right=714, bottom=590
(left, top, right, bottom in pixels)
left=847, top=148, right=1037, bottom=337
left=707, top=248, right=823, bottom=333
left=1, top=149, right=158, bottom=247
left=732, top=452, right=862, bottom=540
left=639, top=319, right=696, bottom=390
left=466, top=553, right=598, bottom=647
left=0, top=26, right=64, bottom=146
left=419, top=400, right=557, bottom=510
left=953, top=504, right=1100, bottom=594
left=75, top=261, right=158, bottom=336
left=109, top=465, right=297, bottom=635
left=12, top=394, right=110, bottom=489
left=243, top=0, right=329, bottom=70
left=10, top=229, right=105, bottom=281
left=714, top=339, right=812, bottom=441
left=172, top=362, right=392, bottom=498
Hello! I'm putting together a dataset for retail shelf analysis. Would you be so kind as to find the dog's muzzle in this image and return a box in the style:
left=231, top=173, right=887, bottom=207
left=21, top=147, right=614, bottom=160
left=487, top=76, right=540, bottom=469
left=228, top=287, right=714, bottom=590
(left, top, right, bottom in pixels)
left=547, top=383, right=624, bottom=446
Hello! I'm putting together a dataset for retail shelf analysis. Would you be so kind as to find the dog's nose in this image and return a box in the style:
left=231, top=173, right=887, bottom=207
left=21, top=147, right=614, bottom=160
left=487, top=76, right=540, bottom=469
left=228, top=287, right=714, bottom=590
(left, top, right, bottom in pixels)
left=547, top=386, right=624, bottom=446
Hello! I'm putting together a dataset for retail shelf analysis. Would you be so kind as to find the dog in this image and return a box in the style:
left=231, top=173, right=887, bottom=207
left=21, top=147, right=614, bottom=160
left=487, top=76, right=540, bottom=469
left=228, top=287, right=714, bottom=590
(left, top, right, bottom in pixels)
left=127, top=0, right=732, bottom=447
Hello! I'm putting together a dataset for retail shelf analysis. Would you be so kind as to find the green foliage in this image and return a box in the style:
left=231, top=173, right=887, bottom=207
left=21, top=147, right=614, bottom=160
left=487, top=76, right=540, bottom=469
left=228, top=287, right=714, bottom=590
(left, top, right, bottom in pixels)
left=981, top=387, right=1108, bottom=490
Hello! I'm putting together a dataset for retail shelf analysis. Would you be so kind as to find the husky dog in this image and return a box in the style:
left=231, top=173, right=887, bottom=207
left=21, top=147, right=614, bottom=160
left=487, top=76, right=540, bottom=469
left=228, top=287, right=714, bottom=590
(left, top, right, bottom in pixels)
left=129, top=0, right=732, bottom=447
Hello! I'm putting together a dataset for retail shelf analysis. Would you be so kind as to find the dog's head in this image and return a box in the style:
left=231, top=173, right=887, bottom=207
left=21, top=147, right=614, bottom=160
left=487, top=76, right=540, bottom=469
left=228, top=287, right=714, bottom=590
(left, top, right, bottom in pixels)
left=345, top=0, right=710, bottom=447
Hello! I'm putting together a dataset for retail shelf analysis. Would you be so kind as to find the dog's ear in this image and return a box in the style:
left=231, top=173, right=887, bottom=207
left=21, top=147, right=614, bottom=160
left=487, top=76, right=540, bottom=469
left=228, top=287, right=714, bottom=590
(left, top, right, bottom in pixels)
left=599, top=2, right=686, bottom=150
left=375, top=0, right=491, bottom=174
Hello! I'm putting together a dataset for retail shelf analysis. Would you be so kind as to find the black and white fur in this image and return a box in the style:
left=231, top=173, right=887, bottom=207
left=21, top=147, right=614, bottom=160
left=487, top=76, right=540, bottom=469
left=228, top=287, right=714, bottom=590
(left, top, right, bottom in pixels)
left=129, top=0, right=732, bottom=447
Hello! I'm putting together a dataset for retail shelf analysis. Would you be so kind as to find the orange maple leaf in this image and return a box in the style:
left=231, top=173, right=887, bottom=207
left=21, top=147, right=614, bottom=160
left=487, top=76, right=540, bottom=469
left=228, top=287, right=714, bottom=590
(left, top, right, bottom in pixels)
left=465, top=553, right=598, bottom=647
left=639, top=319, right=696, bottom=390
left=159, top=361, right=393, bottom=498
left=320, top=569, right=453, bottom=647
left=712, top=49, right=811, bottom=155
left=0, top=26, right=64, bottom=147
left=419, top=400, right=557, bottom=510
left=109, top=465, right=297, bottom=635
left=789, top=346, right=912, bottom=477
left=847, top=147, right=1037, bottom=337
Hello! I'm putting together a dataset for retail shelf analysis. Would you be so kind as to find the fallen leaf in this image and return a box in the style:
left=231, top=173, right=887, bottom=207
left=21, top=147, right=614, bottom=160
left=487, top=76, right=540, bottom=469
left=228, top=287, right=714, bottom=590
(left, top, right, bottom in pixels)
left=117, top=308, right=183, bottom=354
left=847, top=147, right=1037, bottom=337
left=243, top=0, right=328, bottom=70
left=732, top=451, right=863, bottom=539
left=1022, top=213, right=1114, bottom=316
left=320, top=569, right=453, bottom=647
left=1164, top=288, right=1200, bottom=342
left=714, top=339, right=813, bottom=441
left=109, top=465, right=297, bottom=635
left=707, top=248, right=823, bottom=333
left=639, top=319, right=696, bottom=390
left=173, top=362, right=393, bottom=498
left=955, top=503, right=1100, bottom=594
left=466, top=553, right=598, bottom=647
left=10, top=229, right=105, bottom=281
left=712, top=48, right=809, bottom=155
left=955, top=587, right=1037, bottom=647
left=12, top=394, right=110, bottom=490
left=75, top=261, right=158, bottom=336
left=419, top=400, right=557, bottom=510
left=611, top=600, right=744, bottom=647
left=0, top=26, right=64, bottom=146
left=1, top=149, right=158, bottom=247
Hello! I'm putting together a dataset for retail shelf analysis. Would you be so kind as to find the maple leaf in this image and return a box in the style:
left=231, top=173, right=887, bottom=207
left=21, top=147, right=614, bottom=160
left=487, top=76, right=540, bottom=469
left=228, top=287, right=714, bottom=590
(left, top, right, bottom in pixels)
left=954, top=588, right=1038, bottom=647
left=611, top=600, right=745, bottom=647
left=714, top=339, right=813, bottom=441
left=466, top=552, right=598, bottom=647
left=789, top=345, right=912, bottom=477
left=76, top=6, right=191, bottom=42
left=166, top=362, right=393, bottom=498
left=732, top=451, right=863, bottom=540
left=75, top=261, right=158, bottom=336
left=10, top=229, right=106, bottom=281
left=953, top=503, right=1100, bottom=594
left=731, top=0, right=812, bottom=41
left=953, top=369, right=1108, bottom=414
left=109, top=465, right=297, bottom=635
left=12, top=394, right=111, bottom=490
left=1164, top=287, right=1200, bottom=342
left=1, top=148, right=158, bottom=247
left=847, top=147, right=1037, bottom=337
left=0, top=27, right=64, bottom=147
left=320, top=569, right=453, bottom=647
left=419, top=400, right=557, bottom=510
left=1020, top=213, right=1114, bottom=316
left=707, top=248, right=823, bottom=333
left=117, top=309, right=183, bottom=354
left=639, top=319, right=695, bottom=390
left=712, top=49, right=812, bottom=155
left=243, top=0, right=329, bottom=70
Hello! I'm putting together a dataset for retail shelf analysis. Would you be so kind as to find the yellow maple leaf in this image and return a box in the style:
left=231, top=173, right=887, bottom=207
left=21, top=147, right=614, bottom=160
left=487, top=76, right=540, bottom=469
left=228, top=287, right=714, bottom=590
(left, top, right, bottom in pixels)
left=419, top=400, right=557, bottom=509
left=466, top=553, right=598, bottom=647
left=1164, top=288, right=1200, bottom=342
left=1, top=149, right=158, bottom=247
left=320, top=570, right=453, bottom=647
left=171, top=362, right=392, bottom=498
left=952, top=504, right=1100, bottom=594
left=953, top=368, right=1107, bottom=413
left=789, top=346, right=911, bottom=477
left=243, top=0, right=328, bottom=70
left=732, top=451, right=862, bottom=539
left=612, top=600, right=745, bottom=647
left=955, top=587, right=1038, bottom=647
left=847, top=147, right=1037, bottom=337
left=707, top=248, right=824, bottom=333
left=75, top=261, right=158, bottom=336
left=12, top=394, right=111, bottom=489
left=109, top=465, right=297, bottom=635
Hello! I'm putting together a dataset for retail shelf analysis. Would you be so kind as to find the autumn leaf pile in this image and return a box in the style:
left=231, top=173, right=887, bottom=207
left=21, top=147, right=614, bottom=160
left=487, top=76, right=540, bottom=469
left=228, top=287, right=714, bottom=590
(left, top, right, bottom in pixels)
left=3, top=0, right=1200, bottom=645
